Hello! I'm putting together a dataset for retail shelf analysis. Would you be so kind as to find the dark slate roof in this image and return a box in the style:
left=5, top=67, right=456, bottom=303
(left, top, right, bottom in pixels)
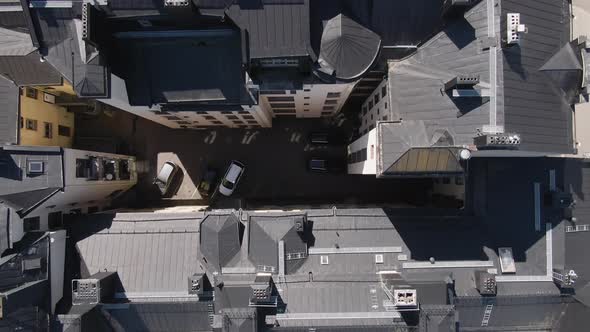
left=0, top=74, right=18, bottom=145
left=221, top=308, right=257, bottom=332
left=103, top=302, right=212, bottom=332
left=112, top=29, right=246, bottom=106
left=501, top=0, right=574, bottom=153
left=0, top=11, right=28, bottom=33
left=318, top=14, right=381, bottom=80
left=0, top=233, right=49, bottom=291
left=248, top=215, right=307, bottom=271
left=539, top=41, right=584, bottom=105
left=200, top=214, right=242, bottom=272
left=226, top=0, right=314, bottom=59
left=0, top=27, right=34, bottom=55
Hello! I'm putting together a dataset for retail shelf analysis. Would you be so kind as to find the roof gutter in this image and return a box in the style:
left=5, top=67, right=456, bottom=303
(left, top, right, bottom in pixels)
left=18, top=0, right=40, bottom=48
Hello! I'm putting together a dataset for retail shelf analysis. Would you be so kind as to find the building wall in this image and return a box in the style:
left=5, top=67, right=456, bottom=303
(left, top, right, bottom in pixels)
left=347, top=128, right=377, bottom=175
left=359, top=79, right=389, bottom=135
left=9, top=148, right=137, bottom=246
left=259, top=82, right=356, bottom=119
left=19, top=87, right=74, bottom=147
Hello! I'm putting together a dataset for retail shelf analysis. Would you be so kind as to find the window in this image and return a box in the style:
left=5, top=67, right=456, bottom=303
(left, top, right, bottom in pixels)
left=238, top=111, right=249, bottom=114
left=323, top=106, right=335, bottom=111
left=76, top=158, right=91, bottom=178
left=360, top=148, right=367, bottom=161
left=175, top=121, right=190, bottom=125
left=303, top=89, right=311, bottom=92
left=382, top=115, right=388, bottom=121
left=20, top=117, right=23, bottom=128
left=324, top=99, right=337, bottom=105
left=58, top=125, right=71, bottom=137
left=212, top=120, right=223, bottom=124
left=321, top=111, right=332, bottom=116
left=221, top=111, right=233, bottom=114
left=368, top=101, right=373, bottom=109
left=320, top=255, right=329, bottom=265
left=327, top=92, right=341, bottom=98
left=374, top=94, right=379, bottom=104
left=43, top=122, right=53, bottom=138
left=442, top=177, right=451, bottom=184
left=382, top=86, right=387, bottom=98
left=26, top=160, right=44, bottom=175
left=273, top=109, right=296, bottom=114
left=226, top=115, right=239, bottom=120
left=375, top=254, right=384, bottom=264
left=119, top=160, right=131, bottom=180
left=232, top=120, right=243, bottom=124
left=303, top=96, right=310, bottom=100
left=455, top=176, right=465, bottom=185
left=48, top=211, right=62, bottom=229
left=247, top=120, right=258, bottom=124
left=368, top=124, right=375, bottom=131
left=270, top=103, right=295, bottom=108
left=377, top=108, right=380, bottom=115
left=25, top=87, right=37, bottom=99
left=362, top=106, right=367, bottom=115
left=290, top=90, right=297, bottom=94
left=204, top=115, right=216, bottom=120
left=267, top=96, right=294, bottom=102
left=26, top=119, right=37, bottom=131
left=242, top=115, right=254, bottom=120
left=23, top=217, right=40, bottom=231
left=196, top=111, right=208, bottom=115
left=384, top=102, right=388, bottom=109
left=164, top=115, right=181, bottom=120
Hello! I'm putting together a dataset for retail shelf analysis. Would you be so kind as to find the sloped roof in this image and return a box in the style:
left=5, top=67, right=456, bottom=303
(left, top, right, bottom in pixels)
left=200, top=214, right=242, bottom=271
left=0, top=187, right=60, bottom=216
left=539, top=41, right=584, bottom=104
left=248, top=215, right=307, bottom=271
left=318, top=14, right=381, bottom=80
left=0, top=27, right=35, bottom=56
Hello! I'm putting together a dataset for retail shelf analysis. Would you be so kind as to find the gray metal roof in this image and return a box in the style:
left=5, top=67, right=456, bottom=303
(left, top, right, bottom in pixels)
left=76, top=216, right=201, bottom=294
left=386, top=0, right=497, bottom=149
left=226, top=0, right=314, bottom=59
left=200, top=214, right=242, bottom=272
left=501, top=0, right=574, bottom=153
left=539, top=41, right=584, bottom=105
left=248, top=215, right=307, bottom=272
left=0, top=51, right=63, bottom=86
left=318, top=14, right=381, bottom=80
left=0, top=146, right=64, bottom=198
left=0, top=74, right=18, bottom=145
left=0, top=27, right=34, bottom=55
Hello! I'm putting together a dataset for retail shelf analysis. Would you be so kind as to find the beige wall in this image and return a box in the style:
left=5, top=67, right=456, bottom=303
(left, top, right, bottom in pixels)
left=19, top=87, right=74, bottom=147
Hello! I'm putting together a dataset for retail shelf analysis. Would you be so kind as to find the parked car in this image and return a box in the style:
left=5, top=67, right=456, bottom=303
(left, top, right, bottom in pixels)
left=154, top=161, right=181, bottom=196
left=307, top=158, right=346, bottom=173
left=308, top=132, right=346, bottom=145
left=197, top=168, right=218, bottom=198
left=219, top=160, right=245, bottom=196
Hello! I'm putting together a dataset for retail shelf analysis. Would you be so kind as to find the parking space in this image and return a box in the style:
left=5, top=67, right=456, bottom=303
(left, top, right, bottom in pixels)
left=75, top=108, right=432, bottom=208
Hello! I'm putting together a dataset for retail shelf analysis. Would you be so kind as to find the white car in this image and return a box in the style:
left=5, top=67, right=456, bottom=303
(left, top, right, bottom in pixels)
left=218, top=160, right=245, bottom=196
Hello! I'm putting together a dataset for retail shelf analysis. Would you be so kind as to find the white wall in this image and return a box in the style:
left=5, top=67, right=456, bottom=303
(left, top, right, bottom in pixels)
left=347, top=128, right=377, bottom=174
left=259, top=82, right=356, bottom=119
left=359, top=78, right=389, bottom=134
left=49, top=230, right=66, bottom=314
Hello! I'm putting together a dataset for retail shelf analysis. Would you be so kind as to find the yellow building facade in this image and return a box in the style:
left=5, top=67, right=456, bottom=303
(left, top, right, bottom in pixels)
left=19, top=83, right=75, bottom=148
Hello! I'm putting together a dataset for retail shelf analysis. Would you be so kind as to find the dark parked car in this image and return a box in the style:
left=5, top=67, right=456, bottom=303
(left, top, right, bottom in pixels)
left=197, top=168, right=218, bottom=198
left=307, top=158, right=347, bottom=173
left=153, top=161, right=181, bottom=196
left=308, top=132, right=347, bottom=145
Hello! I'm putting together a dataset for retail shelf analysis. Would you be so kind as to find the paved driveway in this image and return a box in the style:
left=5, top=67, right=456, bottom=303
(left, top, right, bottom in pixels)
left=75, top=109, right=432, bottom=208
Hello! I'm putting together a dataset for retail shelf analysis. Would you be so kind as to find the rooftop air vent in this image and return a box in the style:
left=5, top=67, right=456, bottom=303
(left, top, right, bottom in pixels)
left=444, top=75, right=480, bottom=91
left=188, top=273, right=209, bottom=296
left=474, top=271, right=497, bottom=296
left=507, top=13, right=527, bottom=45
left=249, top=273, right=277, bottom=307
left=72, top=272, right=116, bottom=305
left=164, top=0, right=189, bottom=6
left=392, top=289, right=418, bottom=308
left=294, top=216, right=306, bottom=233
left=474, top=133, right=520, bottom=149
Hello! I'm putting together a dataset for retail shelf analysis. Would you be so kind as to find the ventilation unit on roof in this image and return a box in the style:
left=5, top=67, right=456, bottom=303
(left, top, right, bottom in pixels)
left=474, top=133, right=520, bottom=149
left=553, top=269, right=578, bottom=288
left=72, top=272, right=116, bottom=305
left=442, top=0, right=473, bottom=17
left=249, top=274, right=277, bottom=307
left=474, top=271, right=497, bottom=296
left=507, top=13, right=527, bottom=45
left=188, top=273, right=210, bottom=297
left=444, top=75, right=480, bottom=91
left=294, top=215, right=307, bottom=233
left=164, top=0, right=189, bottom=6
left=392, top=289, right=418, bottom=308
